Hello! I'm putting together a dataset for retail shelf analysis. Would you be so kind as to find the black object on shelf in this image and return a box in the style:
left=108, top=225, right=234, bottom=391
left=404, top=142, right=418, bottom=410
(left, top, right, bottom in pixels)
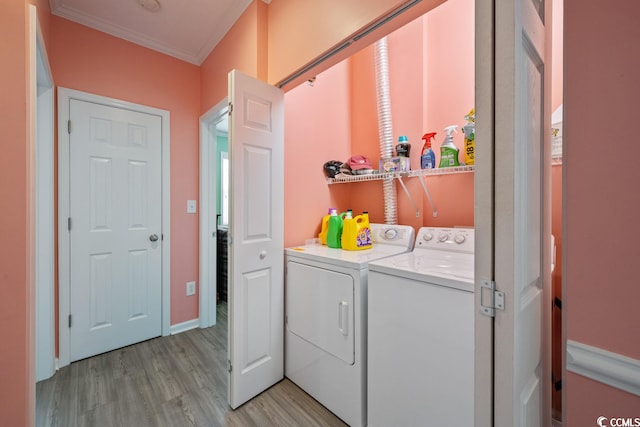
left=216, top=227, right=228, bottom=302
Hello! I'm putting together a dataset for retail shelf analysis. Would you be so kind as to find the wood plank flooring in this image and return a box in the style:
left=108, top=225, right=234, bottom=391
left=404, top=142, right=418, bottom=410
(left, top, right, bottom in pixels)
left=36, top=302, right=347, bottom=427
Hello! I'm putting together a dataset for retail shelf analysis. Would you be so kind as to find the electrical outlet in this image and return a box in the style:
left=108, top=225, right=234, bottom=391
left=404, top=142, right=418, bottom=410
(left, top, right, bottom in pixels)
left=187, top=200, right=197, bottom=214
left=186, top=281, right=196, bottom=296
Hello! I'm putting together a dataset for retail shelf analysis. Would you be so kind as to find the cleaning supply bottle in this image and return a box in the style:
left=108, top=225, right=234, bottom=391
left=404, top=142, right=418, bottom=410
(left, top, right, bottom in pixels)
left=341, top=210, right=355, bottom=249
left=357, top=212, right=373, bottom=249
left=439, top=125, right=460, bottom=168
left=342, top=211, right=373, bottom=251
left=326, top=209, right=343, bottom=248
left=318, top=208, right=334, bottom=245
left=462, top=108, right=475, bottom=165
left=420, top=132, right=437, bottom=169
left=396, top=135, right=411, bottom=157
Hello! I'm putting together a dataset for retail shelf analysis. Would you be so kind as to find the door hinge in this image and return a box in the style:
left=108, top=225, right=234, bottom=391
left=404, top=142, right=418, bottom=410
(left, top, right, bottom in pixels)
left=67, top=119, right=72, bottom=134
left=228, top=360, right=233, bottom=373
left=228, top=102, right=233, bottom=116
left=161, top=233, right=164, bottom=241
left=479, top=280, right=505, bottom=317
left=68, top=314, right=72, bottom=328
left=68, top=217, right=72, bottom=231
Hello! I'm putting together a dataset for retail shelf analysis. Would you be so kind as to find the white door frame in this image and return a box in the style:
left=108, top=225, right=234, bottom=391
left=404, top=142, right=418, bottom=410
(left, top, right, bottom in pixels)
left=199, top=98, right=228, bottom=328
left=31, top=4, right=56, bottom=382
left=57, top=87, right=171, bottom=368
left=473, top=0, right=495, bottom=425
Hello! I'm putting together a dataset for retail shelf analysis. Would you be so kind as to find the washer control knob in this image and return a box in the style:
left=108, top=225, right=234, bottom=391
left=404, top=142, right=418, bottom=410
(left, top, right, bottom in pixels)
left=422, top=232, right=433, bottom=242
left=384, top=228, right=398, bottom=240
left=454, top=233, right=466, bottom=244
left=438, top=233, right=449, bottom=242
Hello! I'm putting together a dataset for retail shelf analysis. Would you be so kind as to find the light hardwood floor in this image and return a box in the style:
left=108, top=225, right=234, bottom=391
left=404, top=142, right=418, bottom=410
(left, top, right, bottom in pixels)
left=36, top=302, right=347, bottom=427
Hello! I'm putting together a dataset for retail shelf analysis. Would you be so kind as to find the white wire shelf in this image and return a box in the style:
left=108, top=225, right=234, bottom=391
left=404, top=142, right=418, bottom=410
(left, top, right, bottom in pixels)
left=327, top=165, right=475, bottom=184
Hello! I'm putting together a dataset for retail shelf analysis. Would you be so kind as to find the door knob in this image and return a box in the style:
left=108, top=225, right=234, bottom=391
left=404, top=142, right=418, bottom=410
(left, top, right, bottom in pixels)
left=259, top=250, right=267, bottom=259
left=149, top=234, right=159, bottom=242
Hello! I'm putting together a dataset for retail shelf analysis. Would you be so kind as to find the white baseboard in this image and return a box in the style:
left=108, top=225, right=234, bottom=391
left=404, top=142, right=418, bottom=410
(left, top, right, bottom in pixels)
left=567, top=340, right=640, bottom=396
left=170, top=318, right=200, bottom=335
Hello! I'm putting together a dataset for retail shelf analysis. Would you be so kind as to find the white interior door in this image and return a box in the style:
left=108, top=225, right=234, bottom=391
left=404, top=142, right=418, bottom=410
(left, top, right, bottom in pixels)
left=227, top=70, right=284, bottom=408
left=493, top=0, right=552, bottom=425
left=69, top=99, right=163, bottom=362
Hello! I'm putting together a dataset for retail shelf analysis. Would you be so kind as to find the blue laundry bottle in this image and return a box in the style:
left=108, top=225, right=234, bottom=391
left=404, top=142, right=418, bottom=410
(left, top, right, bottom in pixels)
left=420, top=132, right=437, bottom=169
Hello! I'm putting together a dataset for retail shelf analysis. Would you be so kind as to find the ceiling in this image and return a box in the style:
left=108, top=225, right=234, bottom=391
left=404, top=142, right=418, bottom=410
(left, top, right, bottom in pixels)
left=50, top=0, right=267, bottom=65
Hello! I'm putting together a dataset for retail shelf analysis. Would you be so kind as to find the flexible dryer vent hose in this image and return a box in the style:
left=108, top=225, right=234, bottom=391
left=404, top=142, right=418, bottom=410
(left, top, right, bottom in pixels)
left=374, top=37, right=397, bottom=225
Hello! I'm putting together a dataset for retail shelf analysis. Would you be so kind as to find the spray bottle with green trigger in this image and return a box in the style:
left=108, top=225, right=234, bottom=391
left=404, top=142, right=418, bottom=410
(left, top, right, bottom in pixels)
left=438, top=125, right=460, bottom=168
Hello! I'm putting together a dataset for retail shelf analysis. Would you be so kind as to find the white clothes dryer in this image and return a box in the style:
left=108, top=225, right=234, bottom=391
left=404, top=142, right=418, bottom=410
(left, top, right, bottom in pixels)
left=285, top=224, right=415, bottom=427
left=367, top=227, right=475, bottom=427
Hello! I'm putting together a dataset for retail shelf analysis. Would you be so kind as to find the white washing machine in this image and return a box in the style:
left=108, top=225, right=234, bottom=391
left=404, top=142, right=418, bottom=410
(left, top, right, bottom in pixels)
left=367, top=227, right=475, bottom=427
left=285, top=224, right=415, bottom=427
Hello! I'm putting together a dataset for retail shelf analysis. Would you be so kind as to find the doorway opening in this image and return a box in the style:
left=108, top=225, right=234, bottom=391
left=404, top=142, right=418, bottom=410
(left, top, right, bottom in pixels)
left=282, top=0, right=563, bottom=423
left=34, top=6, right=56, bottom=383
left=199, top=99, right=229, bottom=329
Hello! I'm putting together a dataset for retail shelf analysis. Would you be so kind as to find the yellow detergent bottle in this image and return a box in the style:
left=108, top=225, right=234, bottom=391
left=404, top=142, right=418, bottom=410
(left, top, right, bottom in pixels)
left=358, top=212, right=373, bottom=249
left=462, top=108, right=475, bottom=165
left=318, top=208, right=334, bottom=245
left=342, top=211, right=373, bottom=250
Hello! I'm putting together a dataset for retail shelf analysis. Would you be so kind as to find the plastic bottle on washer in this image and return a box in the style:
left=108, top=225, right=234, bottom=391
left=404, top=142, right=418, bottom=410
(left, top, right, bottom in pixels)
left=326, top=209, right=344, bottom=248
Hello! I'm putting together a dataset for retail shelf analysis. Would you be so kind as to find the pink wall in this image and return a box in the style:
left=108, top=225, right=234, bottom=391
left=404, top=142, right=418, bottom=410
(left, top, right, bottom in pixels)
left=567, top=373, right=640, bottom=426
left=283, top=60, right=353, bottom=247
left=348, top=18, right=426, bottom=231
left=0, top=1, right=52, bottom=424
left=200, top=1, right=267, bottom=113
left=49, top=17, right=202, bottom=326
left=422, top=0, right=474, bottom=227
left=565, top=0, right=640, bottom=421
left=0, top=4, right=33, bottom=426
left=551, top=0, right=563, bottom=113
left=267, top=0, right=446, bottom=88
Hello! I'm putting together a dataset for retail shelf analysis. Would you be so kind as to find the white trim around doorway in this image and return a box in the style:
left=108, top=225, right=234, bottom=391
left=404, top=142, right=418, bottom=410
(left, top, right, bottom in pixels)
left=199, top=98, right=228, bottom=329
left=32, top=4, right=56, bottom=382
left=57, top=87, right=171, bottom=368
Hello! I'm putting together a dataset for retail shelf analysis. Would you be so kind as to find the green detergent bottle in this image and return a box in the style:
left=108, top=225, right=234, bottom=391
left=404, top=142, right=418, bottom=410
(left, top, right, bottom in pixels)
left=439, top=125, right=460, bottom=168
left=326, top=209, right=345, bottom=248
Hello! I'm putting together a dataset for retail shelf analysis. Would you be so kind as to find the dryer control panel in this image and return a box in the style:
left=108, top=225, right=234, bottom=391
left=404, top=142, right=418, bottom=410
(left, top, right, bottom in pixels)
left=415, top=227, right=474, bottom=253
left=370, top=224, right=416, bottom=249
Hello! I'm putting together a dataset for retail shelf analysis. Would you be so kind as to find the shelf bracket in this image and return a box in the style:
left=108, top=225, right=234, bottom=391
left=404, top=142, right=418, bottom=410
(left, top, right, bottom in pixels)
left=396, top=175, right=420, bottom=217
left=418, top=175, right=438, bottom=217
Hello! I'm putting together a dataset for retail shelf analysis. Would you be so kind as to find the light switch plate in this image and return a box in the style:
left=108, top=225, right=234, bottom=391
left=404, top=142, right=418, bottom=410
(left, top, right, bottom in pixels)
left=187, top=199, right=197, bottom=214
left=186, top=281, right=196, bottom=296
